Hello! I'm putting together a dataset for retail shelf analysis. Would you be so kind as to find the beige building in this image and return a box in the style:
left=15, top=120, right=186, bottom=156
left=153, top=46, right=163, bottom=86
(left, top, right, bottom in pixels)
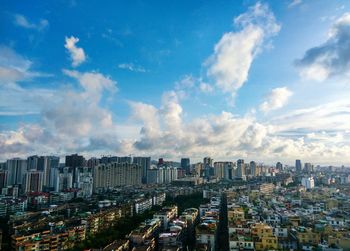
left=93, top=162, right=142, bottom=191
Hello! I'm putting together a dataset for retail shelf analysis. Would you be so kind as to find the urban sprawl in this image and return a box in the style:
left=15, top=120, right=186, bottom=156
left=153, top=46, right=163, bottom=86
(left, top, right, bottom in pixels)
left=0, top=155, right=349, bottom=251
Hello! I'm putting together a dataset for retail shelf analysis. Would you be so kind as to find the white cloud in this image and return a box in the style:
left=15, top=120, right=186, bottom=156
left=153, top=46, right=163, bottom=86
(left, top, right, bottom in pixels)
left=118, top=63, right=147, bottom=72
left=288, top=0, right=302, bottom=8
left=296, top=12, right=350, bottom=81
left=199, top=82, right=214, bottom=93
left=0, top=46, right=32, bottom=84
left=270, top=99, right=350, bottom=133
left=14, top=14, right=49, bottom=31
left=0, top=68, right=122, bottom=160
left=2, top=80, right=350, bottom=164
left=0, top=46, right=53, bottom=116
left=206, top=2, right=280, bottom=97
left=62, top=69, right=117, bottom=101
left=64, top=36, right=86, bottom=67
left=260, top=87, right=293, bottom=112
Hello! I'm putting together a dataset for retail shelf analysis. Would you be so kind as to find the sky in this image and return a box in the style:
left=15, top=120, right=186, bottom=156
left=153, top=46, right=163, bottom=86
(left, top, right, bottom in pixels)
left=1, top=0, right=350, bottom=165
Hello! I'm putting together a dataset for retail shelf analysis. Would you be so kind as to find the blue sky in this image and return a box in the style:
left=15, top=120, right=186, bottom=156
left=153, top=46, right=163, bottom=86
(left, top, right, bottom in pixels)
left=1, top=0, right=350, bottom=165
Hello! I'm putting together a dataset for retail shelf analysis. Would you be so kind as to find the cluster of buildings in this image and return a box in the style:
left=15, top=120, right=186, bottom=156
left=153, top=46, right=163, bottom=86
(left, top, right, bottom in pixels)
left=223, top=179, right=350, bottom=250
left=1, top=153, right=350, bottom=250
left=90, top=204, right=199, bottom=251
left=9, top=191, right=166, bottom=251
left=195, top=196, right=221, bottom=250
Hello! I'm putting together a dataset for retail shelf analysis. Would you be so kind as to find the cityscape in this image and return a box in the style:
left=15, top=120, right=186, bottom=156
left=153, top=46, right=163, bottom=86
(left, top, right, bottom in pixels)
left=0, top=155, right=349, bottom=250
left=1, top=0, right=350, bottom=251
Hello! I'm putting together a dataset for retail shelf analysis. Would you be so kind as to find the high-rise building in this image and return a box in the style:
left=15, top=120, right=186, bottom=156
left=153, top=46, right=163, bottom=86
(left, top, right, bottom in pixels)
left=56, top=167, right=73, bottom=191
left=237, top=159, right=245, bottom=178
left=119, top=156, right=132, bottom=164
left=7, top=158, right=27, bottom=186
left=214, top=162, right=225, bottom=179
left=180, top=158, right=191, bottom=174
left=203, top=157, right=213, bottom=178
left=27, top=156, right=39, bottom=170
left=194, top=163, right=204, bottom=177
left=304, top=163, right=313, bottom=173
left=301, top=177, right=315, bottom=189
left=147, top=169, right=159, bottom=184
left=50, top=167, right=59, bottom=191
left=158, top=167, right=178, bottom=184
left=24, top=171, right=44, bottom=193
left=37, top=156, right=59, bottom=189
left=203, top=157, right=213, bottom=167
left=295, top=159, right=302, bottom=172
left=250, top=161, right=257, bottom=176
left=93, top=162, right=142, bottom=191
left=0, top=171, right=7, bottom=190
left=26, top=156, right=59, bottom=189
left=65, top=154, right=86, bottom=168
left=87, top=157, right=100, bottom=168
left=214, top=162, right=233, bottom=180
left=76, top=167, right=93, bottom=198
left=65, top=154, right=85, bottom=186
left=276, top=162, right=283, bottom=171
left=133, top=157, right=151, bottom=184
left=0, top=162, right=6, bottom=170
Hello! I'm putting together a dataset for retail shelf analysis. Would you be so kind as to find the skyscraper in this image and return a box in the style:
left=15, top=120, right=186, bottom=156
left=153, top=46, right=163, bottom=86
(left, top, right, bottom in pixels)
left=119, top=156, right=132, bottom=164
left=203, top=157, right=213, bottom=178
left=76, top=167, right=93, bottom=198
left=180, top=158, right=191, bottom=174
left=7, top=158, right=27, bottom=186
left=203, top=157, right=213, bottom=167
left=133, top=157, right=151, bottom=184
left=295, top=159, right=302, bottom=172
left=304, top=163, right=313, bottom=173
left=65, top=154, right=85, bottom=168
left=37, top=156, right=59, bottom=188
left=214, top=162, right=233, bottom=180
left=250, top=161, right=257, bottom=176
left=65, top=154, right=85, bottom=186
left=237, top=159, right=245, bottom=178
left=24, top=171, right=44, bottom=193
left=27, top=155, right=39, bottom=170
left=57, top=167, right=73, bottom=191
left=0, top=171, right=7, bottom=190
left=276, top=162, right=283, bottom=171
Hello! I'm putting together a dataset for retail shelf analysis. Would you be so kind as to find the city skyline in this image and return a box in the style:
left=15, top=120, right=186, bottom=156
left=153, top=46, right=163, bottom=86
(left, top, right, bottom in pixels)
left=1, top=0, right=350, bottom=165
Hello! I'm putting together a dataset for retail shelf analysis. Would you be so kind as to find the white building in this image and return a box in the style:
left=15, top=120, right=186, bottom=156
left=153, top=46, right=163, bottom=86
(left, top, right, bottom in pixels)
left=301, top=177, right=315, bottom=189
left=76, top=167, right=93, bottom=198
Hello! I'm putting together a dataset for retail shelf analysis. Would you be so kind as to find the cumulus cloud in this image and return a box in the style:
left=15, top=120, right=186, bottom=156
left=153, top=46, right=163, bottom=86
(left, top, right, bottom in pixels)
left=13, top=14, right=49, bottom=31
left=62, top=69, right=117, bottom=100
left=126, top=90, right=350, bottom=164
left=260, top=87, right=293, bottom=112
left=129, top=101, right=160, bottom=138
left=206, top=2, right=280, bottom=97
left=0, top=68, right=122, bottom=160
left=296, top=12, right=350, bottom=81
left=118, top=63, right=147, bottom=72
left=0, top=46, right=53, bottom=115
left=64, top=36, right=86, bottom=67
left=3, top=79, right=350, bottom=164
